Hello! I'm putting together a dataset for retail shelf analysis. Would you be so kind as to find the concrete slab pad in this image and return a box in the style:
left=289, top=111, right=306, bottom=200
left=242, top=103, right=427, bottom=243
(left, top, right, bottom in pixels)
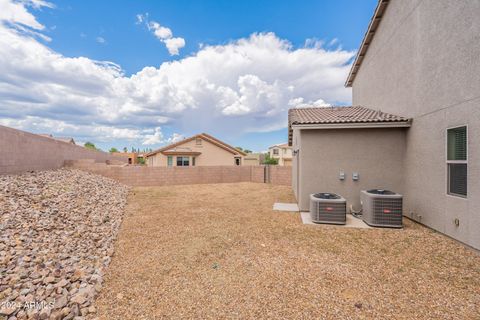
left=273, top=203, right=299, bottom=212
left=300, top=212, right=371, bottom=229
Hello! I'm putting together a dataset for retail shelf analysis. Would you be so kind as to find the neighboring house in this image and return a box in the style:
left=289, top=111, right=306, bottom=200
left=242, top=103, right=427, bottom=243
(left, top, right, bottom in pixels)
left=243, top=153, right=265, bottom=166
left=145, top=133, right=246, bottom=167
left=111, top=152, right=137, bottom=165
left=291, top=0, right=480, bottom=250
left=39, top=134, right=76, bottom=145
left=268, top=143, right=292, bottom=166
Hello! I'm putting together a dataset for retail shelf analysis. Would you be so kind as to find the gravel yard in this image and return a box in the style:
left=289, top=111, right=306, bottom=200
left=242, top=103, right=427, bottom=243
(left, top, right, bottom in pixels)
left=0, top=169, right=128, bottom=319
left=95, top=182, right=480, bottom=319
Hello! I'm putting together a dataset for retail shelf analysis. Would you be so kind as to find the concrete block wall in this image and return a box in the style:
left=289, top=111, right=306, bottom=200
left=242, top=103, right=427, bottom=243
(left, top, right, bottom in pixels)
left=65, top=161, right=292, bottom=187
left=0, top=125, right=127, bottom=174
left=251, top=166, right=266, bottom=183
left=268, top=166, right=292, bottom=186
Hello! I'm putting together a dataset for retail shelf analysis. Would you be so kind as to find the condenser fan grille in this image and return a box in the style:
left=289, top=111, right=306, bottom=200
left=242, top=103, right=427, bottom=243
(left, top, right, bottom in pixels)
left=372, top=198, right=403, bottom=226
left=309, top=193, right=346, bottom=225
left=313, top=193, right=341, bottom=199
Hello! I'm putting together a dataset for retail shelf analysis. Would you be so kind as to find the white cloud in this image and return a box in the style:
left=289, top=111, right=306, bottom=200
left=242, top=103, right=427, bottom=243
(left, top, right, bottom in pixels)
left=288, top=97, right=330, bottom=108
left=163, top=37, right=185, bottom=55
left=142, top=127, right=163, bottom=145
left=142, top=127, right=184, bottom=145
left=148, top=21, right=172, bottom=40
left=135, top=13, right=144, bottom=24
left=0, top=1, right=353, bottom=148
left=138, top=14, right=185, bottom=55
left=0, top=0, right=52, bottom=30
left=96, top=36, right=106, bottom=44
left=169, top=133, right=184, bottom=143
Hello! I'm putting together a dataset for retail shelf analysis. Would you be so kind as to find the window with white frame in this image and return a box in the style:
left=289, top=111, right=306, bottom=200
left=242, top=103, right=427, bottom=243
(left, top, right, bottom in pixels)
left=273, top=148, right=279, bottom=155
left=176, top=156, right=190, bottom=166
left=447, top=126, right=467, bottom=197
left=167, top=156, right=173, bottom=167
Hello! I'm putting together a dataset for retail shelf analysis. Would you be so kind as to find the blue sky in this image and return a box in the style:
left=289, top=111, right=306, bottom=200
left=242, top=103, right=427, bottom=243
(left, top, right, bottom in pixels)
left=0, top=0, right=377, bottom=152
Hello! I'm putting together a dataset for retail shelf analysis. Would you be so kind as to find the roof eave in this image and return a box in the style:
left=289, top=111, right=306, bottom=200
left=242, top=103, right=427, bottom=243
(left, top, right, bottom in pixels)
left=161, top=151, right=202, bottom=156
left=345, top=0, right=390, bottom=87
left=291, top=120, right=412, bottom=130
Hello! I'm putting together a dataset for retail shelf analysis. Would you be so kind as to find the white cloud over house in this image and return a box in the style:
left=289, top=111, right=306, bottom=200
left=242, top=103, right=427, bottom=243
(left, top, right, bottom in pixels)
left=0, top=0, right=354, bottom=147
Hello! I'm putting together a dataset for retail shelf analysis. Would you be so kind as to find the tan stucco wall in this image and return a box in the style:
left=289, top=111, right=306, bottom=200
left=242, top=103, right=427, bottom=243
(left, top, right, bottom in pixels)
left=351, top=0, right=480, bottom=249
left=243, top=157, right=260, bottom=166
left=295, top=128, right=406, bottom=212
left=147, top=137, right=243, bottom=167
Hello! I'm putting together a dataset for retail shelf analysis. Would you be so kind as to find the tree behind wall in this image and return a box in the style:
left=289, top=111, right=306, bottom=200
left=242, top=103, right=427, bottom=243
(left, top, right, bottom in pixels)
left=109, top=147, right=119, bottom=153
left=84, top=142, right=97, bottom=151
left=263, top=153, right=278, bottom=165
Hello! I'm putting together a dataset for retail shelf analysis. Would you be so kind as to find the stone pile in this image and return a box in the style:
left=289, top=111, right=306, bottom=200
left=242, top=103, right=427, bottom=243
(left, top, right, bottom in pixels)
left=0, top=169, right=128, bottom=319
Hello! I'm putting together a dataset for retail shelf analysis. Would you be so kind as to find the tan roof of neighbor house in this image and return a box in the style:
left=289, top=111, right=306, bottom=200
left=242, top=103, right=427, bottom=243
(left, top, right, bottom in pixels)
left=54, top=137, right=76, bottom=144
left=345, top=0, right=389, bottom=87
left=288, top=106, right=411, bottom=145
left=269, top=143, right=290, bottom=149
left=145, top=133, right=247, bottom=157
left=38, top=134, right=76, bottom=144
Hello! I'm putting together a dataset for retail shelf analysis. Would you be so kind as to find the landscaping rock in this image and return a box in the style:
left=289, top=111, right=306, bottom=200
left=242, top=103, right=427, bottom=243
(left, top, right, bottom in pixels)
left=0, top=169, right=128, bottom=319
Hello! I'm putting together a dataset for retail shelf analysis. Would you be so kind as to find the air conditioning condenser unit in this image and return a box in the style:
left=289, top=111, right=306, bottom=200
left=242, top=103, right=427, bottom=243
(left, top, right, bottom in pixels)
left=361, top=189, right=403, bottom=228
left=310, top=193, right=346, bottom=225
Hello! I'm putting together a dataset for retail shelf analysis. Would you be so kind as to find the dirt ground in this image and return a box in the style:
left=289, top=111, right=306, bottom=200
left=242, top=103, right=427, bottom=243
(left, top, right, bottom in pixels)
left=94, top=183, right=480, bottom=319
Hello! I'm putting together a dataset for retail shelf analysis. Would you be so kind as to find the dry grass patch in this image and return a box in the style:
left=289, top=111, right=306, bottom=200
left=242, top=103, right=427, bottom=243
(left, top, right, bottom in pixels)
left=94, top=182, right=480, bottom=319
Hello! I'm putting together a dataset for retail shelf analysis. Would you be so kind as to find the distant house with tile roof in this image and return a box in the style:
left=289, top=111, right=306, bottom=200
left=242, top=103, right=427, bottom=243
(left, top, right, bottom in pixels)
left=145, top=133, right=246, bottom=167
left=268, top=143, right=292, bottom=166
left=38, top=134, right=76, bottom=145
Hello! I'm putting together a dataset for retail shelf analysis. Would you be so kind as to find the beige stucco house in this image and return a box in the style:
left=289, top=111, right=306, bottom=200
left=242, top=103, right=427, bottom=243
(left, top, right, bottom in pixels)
left=145, top=133, right=246, bottom=167
left=268, top=143, right=292, bottom=166
left=291, top=0, right=480, bottom=250
left=111, top=152, right=138, bottom=165
left=243, top=153, right=264, bottom=166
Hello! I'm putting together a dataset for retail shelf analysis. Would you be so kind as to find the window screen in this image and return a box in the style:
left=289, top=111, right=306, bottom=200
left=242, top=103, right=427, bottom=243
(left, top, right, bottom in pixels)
left=167, top=156, right=172, bottom=167
left=447, top=126, right=467, bottom=160
left=448, top=164, right=467, bottom=196
left=447, top=126, right=467, bottom=197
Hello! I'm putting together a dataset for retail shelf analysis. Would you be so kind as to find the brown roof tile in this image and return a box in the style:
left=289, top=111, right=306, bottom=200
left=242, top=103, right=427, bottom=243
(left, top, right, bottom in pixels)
left=288, top=106, right=411, bottom=145
left=289, top=106, right=409, bottom=125
left=145, top=133, right=246, bottom=157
